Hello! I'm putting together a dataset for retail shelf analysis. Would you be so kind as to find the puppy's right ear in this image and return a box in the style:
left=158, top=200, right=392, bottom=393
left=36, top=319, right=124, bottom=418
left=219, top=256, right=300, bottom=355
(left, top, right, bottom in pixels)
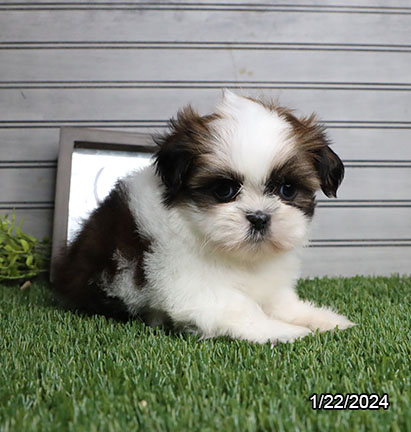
left=153, top=106, right=201, bottom=205
left=315, top=145, right=345, bottom=198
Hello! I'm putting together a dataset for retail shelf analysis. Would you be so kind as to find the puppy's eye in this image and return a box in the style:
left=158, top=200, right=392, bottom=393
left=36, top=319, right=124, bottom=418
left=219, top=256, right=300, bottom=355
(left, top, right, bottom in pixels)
left=213, top=180, right=241, bottom=203
left=280, top=183, right=297, bottom=201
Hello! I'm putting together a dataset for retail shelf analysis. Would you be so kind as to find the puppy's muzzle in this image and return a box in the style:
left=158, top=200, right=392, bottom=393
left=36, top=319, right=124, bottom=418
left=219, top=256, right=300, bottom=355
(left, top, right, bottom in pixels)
left=246, top=211, right=271, bottom=232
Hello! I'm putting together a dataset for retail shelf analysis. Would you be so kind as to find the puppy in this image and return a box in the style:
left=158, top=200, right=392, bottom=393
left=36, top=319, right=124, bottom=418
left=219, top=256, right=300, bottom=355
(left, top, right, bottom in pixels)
left=53, top=91, right=354, bottom=344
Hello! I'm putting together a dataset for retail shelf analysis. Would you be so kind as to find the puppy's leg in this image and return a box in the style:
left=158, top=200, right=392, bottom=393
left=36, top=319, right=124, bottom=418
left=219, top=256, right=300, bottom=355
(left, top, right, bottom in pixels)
left=220, top=310, right=312, bottom=345
left=169, top=290, right=312, bottom=344
left=264, top=289, right=354, bottom=333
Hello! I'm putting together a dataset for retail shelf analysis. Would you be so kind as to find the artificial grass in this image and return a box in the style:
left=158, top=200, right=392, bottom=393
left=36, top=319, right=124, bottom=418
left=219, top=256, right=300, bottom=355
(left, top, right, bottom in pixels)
left=0, top=276, right=410, bottom=432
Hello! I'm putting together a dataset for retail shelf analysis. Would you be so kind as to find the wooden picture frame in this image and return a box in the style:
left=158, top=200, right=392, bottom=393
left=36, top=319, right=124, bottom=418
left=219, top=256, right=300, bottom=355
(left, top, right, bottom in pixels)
left=51, top=127, right=155, bottom=280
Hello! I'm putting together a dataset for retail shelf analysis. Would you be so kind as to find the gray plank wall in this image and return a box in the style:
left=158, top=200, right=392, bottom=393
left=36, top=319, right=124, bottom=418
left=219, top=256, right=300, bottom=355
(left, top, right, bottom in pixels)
left=0, top=0, right=410, bottom=276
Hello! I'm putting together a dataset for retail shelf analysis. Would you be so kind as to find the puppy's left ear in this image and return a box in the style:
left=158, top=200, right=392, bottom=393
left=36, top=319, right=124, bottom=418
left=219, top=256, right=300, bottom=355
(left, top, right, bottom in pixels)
left=290, top=113, right=344, bottom=198
left=315, top=145, right=345, bottom=198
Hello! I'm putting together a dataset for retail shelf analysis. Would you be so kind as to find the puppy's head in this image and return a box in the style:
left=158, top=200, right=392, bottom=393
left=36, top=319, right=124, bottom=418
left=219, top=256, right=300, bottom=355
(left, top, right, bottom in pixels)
left=154, top=91, right=344, bottom=259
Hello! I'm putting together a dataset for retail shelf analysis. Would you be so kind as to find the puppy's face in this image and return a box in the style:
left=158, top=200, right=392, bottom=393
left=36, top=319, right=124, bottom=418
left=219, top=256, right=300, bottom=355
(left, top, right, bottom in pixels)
left=155, top=91, right=344, bottom=259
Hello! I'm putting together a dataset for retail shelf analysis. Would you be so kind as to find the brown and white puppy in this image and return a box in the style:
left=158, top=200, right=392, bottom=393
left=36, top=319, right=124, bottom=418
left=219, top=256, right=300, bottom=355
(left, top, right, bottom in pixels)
left=53, top=91, right=354, bottom=343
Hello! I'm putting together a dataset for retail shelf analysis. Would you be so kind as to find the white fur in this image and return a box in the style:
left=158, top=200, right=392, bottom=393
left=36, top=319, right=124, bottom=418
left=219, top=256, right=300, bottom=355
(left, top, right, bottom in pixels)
left=109, top=92, right=354, bottom=344
left=213, top=90, right=296, bottom=183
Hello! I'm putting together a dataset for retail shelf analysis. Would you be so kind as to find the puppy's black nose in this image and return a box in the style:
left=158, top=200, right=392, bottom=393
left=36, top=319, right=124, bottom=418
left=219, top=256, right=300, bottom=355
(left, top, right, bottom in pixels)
left=246, top=211, right=270, bottom=231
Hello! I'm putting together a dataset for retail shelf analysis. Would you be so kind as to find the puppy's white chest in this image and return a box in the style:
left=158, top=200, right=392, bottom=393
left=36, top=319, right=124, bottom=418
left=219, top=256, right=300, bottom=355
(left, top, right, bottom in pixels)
left=219, top=253, right=298, bottom=306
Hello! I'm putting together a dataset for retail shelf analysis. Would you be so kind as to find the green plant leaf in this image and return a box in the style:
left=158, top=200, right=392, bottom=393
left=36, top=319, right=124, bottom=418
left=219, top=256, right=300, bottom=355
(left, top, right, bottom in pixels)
left=26, top=255, right=34, bottom=267
left=21, top=232, right=37, bottom=243
left=20, top=239, right=30, bottom=252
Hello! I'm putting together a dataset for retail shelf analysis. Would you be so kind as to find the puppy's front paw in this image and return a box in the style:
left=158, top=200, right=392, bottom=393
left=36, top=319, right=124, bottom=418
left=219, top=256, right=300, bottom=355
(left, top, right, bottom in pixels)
left=306, top=309, right=355, bottom=333
left=274, top=324, right=312, bottom=345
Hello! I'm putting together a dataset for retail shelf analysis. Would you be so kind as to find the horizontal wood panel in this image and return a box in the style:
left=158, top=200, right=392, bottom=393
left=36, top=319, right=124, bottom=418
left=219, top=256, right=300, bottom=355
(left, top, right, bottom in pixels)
left=1, top=89, right=411, bottom=122
left=0, top=129, right=61, bottom=161
left=0, top=128, right=155, bottom=161
left=4, top=42, right=411, bottom=53
left=1, top=49, right=411, bottom=83
left=1, top=1, right=410, bottom=8
left=1, top=1, right=411, bottom=9
left=301, top=246, right=411, bottom=277
left=311, top=207, right=411, bottom=240
left=1, top=127, right=411, bottom=162
left=1, top=8, right=410, bottom=45
left=0, top=168, right=56, bottom=202
left=326, top=129, right=411, bottom=161
left=333, top=167, right=411, bottom=200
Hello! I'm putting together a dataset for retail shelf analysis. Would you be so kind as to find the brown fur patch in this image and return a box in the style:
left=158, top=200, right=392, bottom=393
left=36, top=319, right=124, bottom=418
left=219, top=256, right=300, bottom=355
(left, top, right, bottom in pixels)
left=265, top=156, right=318, bottom=217
left=154, top=106, right=221, bottom=206
left=246, top=96, right=344, bottom=198
left=52, top=181, right=152, bottom=320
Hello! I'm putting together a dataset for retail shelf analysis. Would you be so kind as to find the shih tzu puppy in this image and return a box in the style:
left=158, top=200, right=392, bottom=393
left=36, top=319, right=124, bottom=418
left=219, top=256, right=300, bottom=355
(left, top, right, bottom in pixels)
left=53, top=91, right=354, bottom=344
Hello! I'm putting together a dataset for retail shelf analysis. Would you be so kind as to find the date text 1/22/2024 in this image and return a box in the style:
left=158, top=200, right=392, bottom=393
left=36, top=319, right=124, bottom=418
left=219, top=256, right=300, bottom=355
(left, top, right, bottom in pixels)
left=309, top=393, right=390, bottom=410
